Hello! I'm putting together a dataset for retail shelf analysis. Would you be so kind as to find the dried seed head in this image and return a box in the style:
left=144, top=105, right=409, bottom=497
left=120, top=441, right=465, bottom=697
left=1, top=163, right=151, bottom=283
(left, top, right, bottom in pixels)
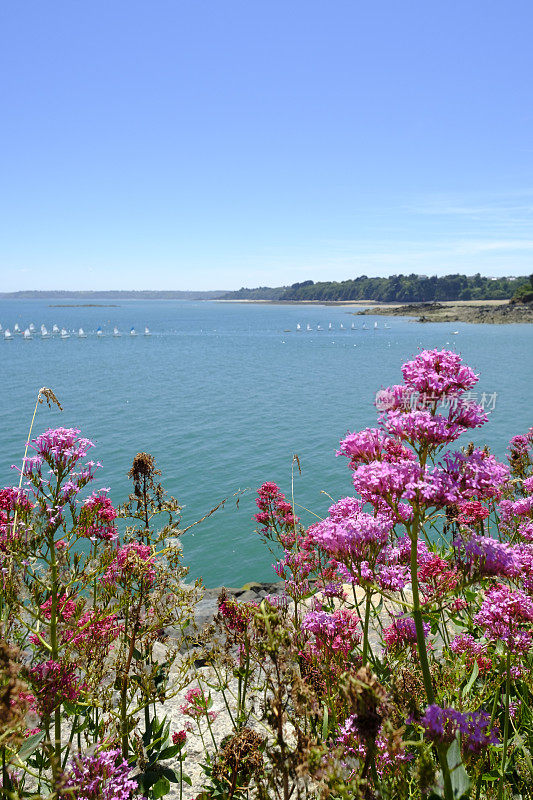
left=128, top=452, right=160, bottom=483
left=212, top=727, right=264, bottom=786
left=339, top=667, right=388, bottom=742
left=38, top=387, right=63, bottom=411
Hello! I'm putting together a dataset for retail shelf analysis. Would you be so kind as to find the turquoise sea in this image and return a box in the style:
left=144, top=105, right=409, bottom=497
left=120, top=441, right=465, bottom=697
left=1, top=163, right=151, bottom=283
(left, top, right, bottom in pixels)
left=1, top=299, right=532, bottom=586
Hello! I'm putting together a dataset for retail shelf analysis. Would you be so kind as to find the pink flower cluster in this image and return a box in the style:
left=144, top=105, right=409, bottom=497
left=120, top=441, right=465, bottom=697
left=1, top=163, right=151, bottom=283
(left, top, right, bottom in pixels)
left=475, top=583, right=533, bottom=652
left=78, top=490, right=118, bottom=541
left=254, top=482, right=298, bottom=544
left=416, top=705, right=498, bottom=753
left=308, top=498, right=392, bottom=562
left=401, top=349, right=478, bottom=397
left=58, top=747, right=138, bottom=800
left=449, top=634, right=492, bottom=673
left=457, top=501, right=490, bottom=526
left=302, top=608, right=361, bottom=657
left=103, top=541, right=155, bottom=587
left=383, top=615, right=430, bottom=652
left=65, top=610, right=123, bottom=651
left=29, top=660, right=83, bottom=716
left=179, top=686, right=217, bottom=723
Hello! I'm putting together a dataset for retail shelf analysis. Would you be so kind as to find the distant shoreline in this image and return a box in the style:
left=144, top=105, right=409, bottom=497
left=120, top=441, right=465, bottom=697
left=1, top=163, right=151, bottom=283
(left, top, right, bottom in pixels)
left=354, top=300, right=533, bottom=324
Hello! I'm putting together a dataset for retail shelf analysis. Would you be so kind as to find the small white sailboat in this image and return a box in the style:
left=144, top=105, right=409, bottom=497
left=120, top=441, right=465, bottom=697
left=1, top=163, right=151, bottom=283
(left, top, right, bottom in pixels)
left=306, top=323, right=312, bottom=332
left=374, top=322, right=378, bottom=330
left=78, top=327, right=87, bottom=338
left=41, top=326, right=50, bottom=338
left=0, top=323, right=3, bottom=333
left=317, top=324, right=323, bottom=330
left=52, top=324, right=59, bottom=334
left=60, top=328, right=70, bottom=339
left=23, top=328, right=32, bottom=340
left=29, top=323, right=35, bottom=332
left=96, top=327, right=103, bottom=337
left=384, top=323, right=391, bottom=329
left=13, top=323, right=20, bottom=334
left=113, top=327, right=121, bottom=337
left=328, top=322, right=332, bottom=330
left=144, top=326, right=151, bottom=336
left=351, top=322, right=356, bottom=330
left=4, top=329, right=13, bottom=341
left=362, top=323, right=368, bottom=330
left=452, top=331, right=459, bottom=335
left=340, top=323, right=344, bottom=330
left=296, top=323, right=301, bottom=331
left=130, top=327, right=138, bottom=336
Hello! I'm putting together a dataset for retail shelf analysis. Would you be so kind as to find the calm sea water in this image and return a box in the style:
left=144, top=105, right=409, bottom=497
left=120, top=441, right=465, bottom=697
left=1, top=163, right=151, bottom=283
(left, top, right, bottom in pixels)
left=1, top=299, right=532, bottom=586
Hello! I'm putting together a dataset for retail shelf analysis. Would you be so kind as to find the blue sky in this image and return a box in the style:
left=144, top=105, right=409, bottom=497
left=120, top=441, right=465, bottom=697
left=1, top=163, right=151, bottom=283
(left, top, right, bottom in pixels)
left=1, top=0, right=532, bottom=290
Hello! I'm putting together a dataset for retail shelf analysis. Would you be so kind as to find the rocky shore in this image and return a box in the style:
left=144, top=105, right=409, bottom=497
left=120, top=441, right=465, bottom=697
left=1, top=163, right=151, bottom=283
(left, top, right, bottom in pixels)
left=355, top=300, right=533, bottom=324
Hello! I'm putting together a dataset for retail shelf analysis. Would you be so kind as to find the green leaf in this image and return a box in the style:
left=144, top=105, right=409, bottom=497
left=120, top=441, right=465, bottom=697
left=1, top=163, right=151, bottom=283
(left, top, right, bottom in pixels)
left=17, top=731, right=45, bottom=761
left=182, top=774, right=192, bottom=786
left=321, top=704, right=329, bottom=740
left=158, top=745, right=182, bottom=761
left=152, top=775, right=171, bottom=798
left=447, top=738, right=471, bottom=799
left=463, top=661, right=479, bottom=696
left=159, top=766, right=179, bottom=783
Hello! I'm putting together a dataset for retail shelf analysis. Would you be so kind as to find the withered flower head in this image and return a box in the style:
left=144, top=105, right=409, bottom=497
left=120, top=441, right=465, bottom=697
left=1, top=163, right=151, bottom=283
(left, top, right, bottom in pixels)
left=212, top=727, right=264, bottom=787
left=38, top=387, right=63, bottom=411
left=0, top=641, right=30, bottom=746
left=339, top=667, right=388, bottom=743
left=128, top=452, right=160, bottom=483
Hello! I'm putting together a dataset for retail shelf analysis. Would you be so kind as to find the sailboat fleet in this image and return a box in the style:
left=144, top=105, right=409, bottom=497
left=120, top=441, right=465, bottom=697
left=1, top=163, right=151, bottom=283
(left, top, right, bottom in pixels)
left=1, top=322, right=154, bottom=340
left=293, top=319, right=389, bottom=332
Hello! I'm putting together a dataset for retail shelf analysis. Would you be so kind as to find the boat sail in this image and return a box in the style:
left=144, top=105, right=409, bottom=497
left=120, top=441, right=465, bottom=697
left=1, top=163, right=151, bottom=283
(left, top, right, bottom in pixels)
left=52, top=324, right=59, bottom=334
left=4, top=329, right=13, bottom=341
left=130, top=327, right=138, bottom=336
left=96, top=327, right=103, bottom=337
left=13, top=323, right=20, bottom=334
left=78, top=328, right=87, bottom=338
left=60, top=328, right=70, bottom=339
left=296, top=323, right=301, bottom=331
left=374, top=322, right=378, bottom=329
left=351, top=322, right=356, bottom=330
left=29, top=323, right=35, bottom=332
left=328, top=322, right=332, bottom=330
left=113, top=327, right=121, bottom=337
left=144, top=326, right=151, bottom=336
left=41, top=326, right=50, bottom=338
left=306, top=323, right=312, bottom=331
left=23, top=328, right=32, bottom=340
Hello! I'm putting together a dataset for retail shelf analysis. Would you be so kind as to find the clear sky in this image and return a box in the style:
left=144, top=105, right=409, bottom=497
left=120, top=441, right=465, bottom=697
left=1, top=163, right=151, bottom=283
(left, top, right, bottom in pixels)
left=1, top=0, right=532, bottom=291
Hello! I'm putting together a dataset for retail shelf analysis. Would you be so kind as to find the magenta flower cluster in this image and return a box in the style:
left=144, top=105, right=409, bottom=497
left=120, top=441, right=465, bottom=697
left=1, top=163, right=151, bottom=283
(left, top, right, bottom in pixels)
left=58, top=747, right=139, bottom=800
left=417, top=705, right=498, bottom=753
left=103, top=542, right=155, bottom=586
left=29, top=660, right=84, bottom=716
left=78, top=490, right=118, bottom=541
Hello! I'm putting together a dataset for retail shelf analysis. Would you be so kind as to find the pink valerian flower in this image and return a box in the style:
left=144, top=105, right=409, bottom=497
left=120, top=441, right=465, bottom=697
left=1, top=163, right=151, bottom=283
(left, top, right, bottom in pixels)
left=450, top=634, right=492, bottom=673
left=0, top=487, right=33, bottom=515
left=302, top=608, right=361, bottom=657
left=517, top=520, right=533, bottom=542
left=218, top=596, right=257, bottom=634
left=508, top=434, right=532, bottom=458
left=417, top=553, right=459, bottom=601
left=103, top=541, right=155, bottom=586
left=523, top=476, right=533, bottom=493
left=337, top=427, right=414, bottom=466
left=172, top=730, right=187, bottom=746
left=58, top=747, right=138, bottom=800
left=308, top=501, right=392, bottom=563
left=415, top=705, right=498, bottom=753
left=441, top=449, right=509, bottom=501
left=381, top=409, right=465, bottom=446
left=351, top=459, right=461, bottom=508
left=78, top=491, right=118, bottom=541
left=383, top=615, right=430, bottom=652
left=401, top=349, right=478, bottom=398
left=179, top=686, right=217, bottom=723
left=28, top=428, right=95, bottom=472
left=454, top=535, right=523, bottom=579
left=273, top=545, right=318, bottom=600
left=65, top=610, right=124, bottom=651
left=29, top=660, right=84, bottom=717
left=475, top=583, right=533, bottom=652
left=457, top=501, right=490, bottom=526
left=40, top=594, right=77, bottom=622
left=254, top=482, right=299, bottom=542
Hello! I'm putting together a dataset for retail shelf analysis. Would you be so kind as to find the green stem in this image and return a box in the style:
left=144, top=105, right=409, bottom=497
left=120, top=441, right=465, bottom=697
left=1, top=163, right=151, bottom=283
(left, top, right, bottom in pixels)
left=497, top=649, right=512, bottom=800
left=362, top=590, right=371, bottom=665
